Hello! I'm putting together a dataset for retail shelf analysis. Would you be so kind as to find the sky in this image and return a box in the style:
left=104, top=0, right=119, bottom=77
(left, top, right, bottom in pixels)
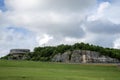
left=0, top=0, right=120, bottom=57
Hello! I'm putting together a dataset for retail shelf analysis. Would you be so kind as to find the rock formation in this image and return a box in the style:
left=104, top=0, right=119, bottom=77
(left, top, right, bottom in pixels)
left=52, top=50, right=120, bottom=63
left=6, top=49, right=120, bottom=63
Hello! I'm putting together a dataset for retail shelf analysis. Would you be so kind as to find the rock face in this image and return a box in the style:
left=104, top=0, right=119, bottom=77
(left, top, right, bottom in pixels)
left=8, top=49, right=30, bottom=60
left=71, top=50, right=82, bottom=63
left=52, top=50, right=120, bottom=63
left=52, top=51, right=71, bottom=62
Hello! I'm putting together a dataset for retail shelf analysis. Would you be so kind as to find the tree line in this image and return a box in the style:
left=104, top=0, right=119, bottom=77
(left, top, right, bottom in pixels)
left=1, top=42, right=120, bottom=61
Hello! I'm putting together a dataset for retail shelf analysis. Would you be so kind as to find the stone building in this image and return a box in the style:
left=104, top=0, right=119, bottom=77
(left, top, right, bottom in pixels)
left=8, top=49, right=30, bottom=60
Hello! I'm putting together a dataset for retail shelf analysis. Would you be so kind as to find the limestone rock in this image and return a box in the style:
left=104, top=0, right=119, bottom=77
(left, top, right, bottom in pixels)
left=52, top=51, right=71, bottom=63
left=61, top=51, right=71, bottom=63
left=70, top=50, right=82, bottom=63
left=52, top=53, right=61, bottom=62
left=52, top=50, right=120, bottom=63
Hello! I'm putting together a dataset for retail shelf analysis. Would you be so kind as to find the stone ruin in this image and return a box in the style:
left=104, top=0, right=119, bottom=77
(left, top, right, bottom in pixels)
left=8, top=49, right=30, bottom=60
left=52, top=50, right=120, bottom=63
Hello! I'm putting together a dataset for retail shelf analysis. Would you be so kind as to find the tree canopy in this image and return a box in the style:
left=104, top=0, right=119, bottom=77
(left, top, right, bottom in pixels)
left=1, top=42, right=120, bottom=61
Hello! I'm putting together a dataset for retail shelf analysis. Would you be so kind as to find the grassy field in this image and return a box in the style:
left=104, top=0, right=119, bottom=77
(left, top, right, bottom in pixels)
left=0, top=60, right=120, bottom=80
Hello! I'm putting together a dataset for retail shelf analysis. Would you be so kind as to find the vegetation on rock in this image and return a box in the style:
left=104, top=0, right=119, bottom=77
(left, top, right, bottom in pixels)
left=1, top=42, right=120, bottom=61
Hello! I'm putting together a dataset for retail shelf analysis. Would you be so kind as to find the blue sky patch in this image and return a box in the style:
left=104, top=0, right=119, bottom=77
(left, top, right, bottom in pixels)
left=7, top=26, right=32, bottom=35
left=0, top=0, right=7, bottom=11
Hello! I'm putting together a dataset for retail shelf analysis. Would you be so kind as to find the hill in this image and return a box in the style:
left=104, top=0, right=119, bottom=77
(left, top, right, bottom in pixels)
left=1, top=42, right=120, bottom=62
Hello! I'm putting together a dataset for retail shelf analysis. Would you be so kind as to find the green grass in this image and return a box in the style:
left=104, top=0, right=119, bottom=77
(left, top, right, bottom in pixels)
left=0, top=60, right=120, bottom=80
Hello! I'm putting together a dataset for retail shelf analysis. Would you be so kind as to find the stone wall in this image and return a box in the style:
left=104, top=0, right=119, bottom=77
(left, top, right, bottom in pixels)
left=8, top=49, right=30, bottom=60
left=10, top=49, right=30, bottom=54
left=52, top=50, right=120, bottom=63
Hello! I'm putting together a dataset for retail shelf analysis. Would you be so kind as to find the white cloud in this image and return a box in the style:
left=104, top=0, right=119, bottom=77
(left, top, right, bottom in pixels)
left=84, top=1, right=120, bottom=48
left=97, top=2, right=110, bottom=14
left=5, top=0, right=96, bottom=12
left=36, top=34, right=53, bottom=46
left=2, top=0, right=96, bottom=43
left=0, top=26, right=37, bottom=57
left=1, top=0, right=120, bottom=57
left=5, top=0, right=40, bottom=11
left=87, top=2, right=110, bottom=21
left=88, top=0, right=120, bottom=24
left=113, top=37, right=120, bottom=49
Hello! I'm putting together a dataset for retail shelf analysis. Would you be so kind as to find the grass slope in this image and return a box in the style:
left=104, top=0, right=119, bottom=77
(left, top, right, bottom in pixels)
left=0, top=60, right=120, bottom=80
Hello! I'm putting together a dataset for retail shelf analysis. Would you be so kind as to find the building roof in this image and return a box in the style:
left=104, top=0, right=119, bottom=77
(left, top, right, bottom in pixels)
left=10, top=49, right=30, bottom=54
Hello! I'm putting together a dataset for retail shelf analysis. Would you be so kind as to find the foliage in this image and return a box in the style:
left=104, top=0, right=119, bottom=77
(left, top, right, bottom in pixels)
left=1, top=42, right=120, bottom=61
left=31, top=42, right=120, bottom=61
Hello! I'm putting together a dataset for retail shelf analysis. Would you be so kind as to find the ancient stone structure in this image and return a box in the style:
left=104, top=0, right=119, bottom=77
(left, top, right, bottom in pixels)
left=8, top=49, right=30, bottom=60
left=52, top=50, right=120, bottom=63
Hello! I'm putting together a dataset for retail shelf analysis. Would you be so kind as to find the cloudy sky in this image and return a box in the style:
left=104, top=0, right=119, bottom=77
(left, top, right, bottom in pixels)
left=0, top=0, right=120, bottom=57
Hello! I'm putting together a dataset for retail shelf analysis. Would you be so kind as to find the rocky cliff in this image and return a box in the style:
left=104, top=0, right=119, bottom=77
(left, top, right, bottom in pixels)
left=2, top=49, right=120, bottom=63
left=52, top=50, right=120, bottom=63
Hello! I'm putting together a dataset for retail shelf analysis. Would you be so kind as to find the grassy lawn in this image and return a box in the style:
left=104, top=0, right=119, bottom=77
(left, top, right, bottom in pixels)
left=0, top=60, right=120, bottom=80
